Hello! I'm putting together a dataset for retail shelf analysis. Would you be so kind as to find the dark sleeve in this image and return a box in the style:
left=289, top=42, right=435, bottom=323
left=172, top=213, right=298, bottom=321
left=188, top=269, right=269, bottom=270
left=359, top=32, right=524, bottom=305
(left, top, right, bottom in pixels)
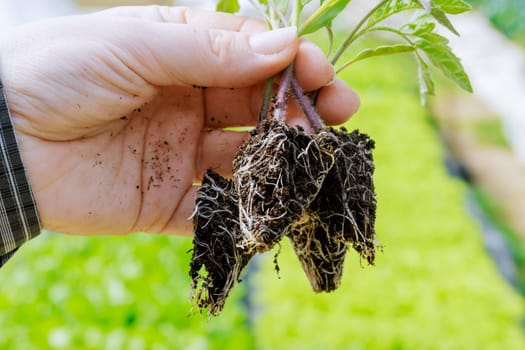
left=0, top=79, right=41, bottom=267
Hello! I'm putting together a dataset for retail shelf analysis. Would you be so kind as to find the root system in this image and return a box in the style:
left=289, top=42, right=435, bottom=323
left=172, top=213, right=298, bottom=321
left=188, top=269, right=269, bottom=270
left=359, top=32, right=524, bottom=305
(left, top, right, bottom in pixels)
left=189, top=69, right=378, bottom=316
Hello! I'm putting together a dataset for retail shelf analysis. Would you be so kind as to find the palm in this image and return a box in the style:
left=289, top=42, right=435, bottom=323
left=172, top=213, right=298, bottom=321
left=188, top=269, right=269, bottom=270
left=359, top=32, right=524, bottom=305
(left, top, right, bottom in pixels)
left=19, top=84, right=217, bottom=235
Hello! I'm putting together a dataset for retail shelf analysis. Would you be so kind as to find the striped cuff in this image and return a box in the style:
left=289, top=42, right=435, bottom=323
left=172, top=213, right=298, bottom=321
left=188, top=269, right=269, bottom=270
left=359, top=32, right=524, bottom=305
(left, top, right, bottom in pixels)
left=0, top=80, right=41, bottom=267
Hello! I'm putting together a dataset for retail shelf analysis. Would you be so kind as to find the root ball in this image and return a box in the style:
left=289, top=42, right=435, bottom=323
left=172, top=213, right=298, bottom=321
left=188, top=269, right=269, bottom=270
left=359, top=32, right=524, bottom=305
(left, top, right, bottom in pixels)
left=190, top=122, right=377, bottom=315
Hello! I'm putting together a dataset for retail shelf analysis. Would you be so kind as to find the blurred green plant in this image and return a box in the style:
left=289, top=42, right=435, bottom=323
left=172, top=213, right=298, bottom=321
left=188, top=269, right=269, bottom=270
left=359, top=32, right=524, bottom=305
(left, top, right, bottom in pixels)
left=472, top=188, right=525, bottom=295
left=468, top=0, right=525, bottom=44
left=469, top=118, right=511, bottom=148
left=252, top=37, right=525, bottom=350
left=0, top=234, right=255, bottom=349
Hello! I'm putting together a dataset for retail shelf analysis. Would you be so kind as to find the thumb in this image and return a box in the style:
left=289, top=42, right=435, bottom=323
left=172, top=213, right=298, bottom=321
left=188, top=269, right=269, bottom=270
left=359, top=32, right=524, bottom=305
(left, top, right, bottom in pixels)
left=122, top=24, right=298, bottom=88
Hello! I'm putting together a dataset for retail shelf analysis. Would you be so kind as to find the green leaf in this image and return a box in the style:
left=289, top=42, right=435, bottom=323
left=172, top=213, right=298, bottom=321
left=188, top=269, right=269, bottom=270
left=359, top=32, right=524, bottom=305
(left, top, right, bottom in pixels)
left=368, top=0, right=421, bottom=27
left=338, top=44, right=415, bottom=71
left=430, top=7, right=459, bottom=35
left=403, top=13, right=436, bottom=36
left=418, top=32, right=449, bottom=45
left=371, top=1, right=471, bottom=35
left=353, top=44, right=416, bottom=61
left=299, top=0, right=351, bottom=35
left=431, top=0, right=472, bottom=14
left=274, top=0, right=290, bottom=14
left=416, top=56, right=435, bottom=104
left=216, top=0, right=240, bottom=13
left=427, top=0, right=472, bottom=35
left=415, top=33, right=472, bottom=92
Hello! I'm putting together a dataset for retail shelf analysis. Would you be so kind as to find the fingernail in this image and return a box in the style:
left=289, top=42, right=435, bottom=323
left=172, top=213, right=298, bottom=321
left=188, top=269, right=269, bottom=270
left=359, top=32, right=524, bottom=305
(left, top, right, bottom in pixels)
left=326, top=65, right=336, bottom=86
left=249, top=27, right=297, bottom=55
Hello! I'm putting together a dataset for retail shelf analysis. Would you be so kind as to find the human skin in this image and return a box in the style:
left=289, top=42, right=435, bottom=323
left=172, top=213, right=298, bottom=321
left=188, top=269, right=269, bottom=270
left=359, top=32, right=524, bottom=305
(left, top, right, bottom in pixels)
left=0, top=6, right=360, bottom=236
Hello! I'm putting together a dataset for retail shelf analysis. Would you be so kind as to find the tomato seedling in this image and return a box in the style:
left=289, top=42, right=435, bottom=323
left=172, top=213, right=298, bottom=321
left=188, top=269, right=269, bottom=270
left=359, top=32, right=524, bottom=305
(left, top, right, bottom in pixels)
left=190, top=0, right=472, bottom=316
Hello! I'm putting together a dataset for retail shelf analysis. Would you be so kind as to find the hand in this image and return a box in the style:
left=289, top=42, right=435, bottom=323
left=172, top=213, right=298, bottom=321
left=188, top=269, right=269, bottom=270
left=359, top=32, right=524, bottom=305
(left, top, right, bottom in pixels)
left=0, top=6, right=360, bottom=236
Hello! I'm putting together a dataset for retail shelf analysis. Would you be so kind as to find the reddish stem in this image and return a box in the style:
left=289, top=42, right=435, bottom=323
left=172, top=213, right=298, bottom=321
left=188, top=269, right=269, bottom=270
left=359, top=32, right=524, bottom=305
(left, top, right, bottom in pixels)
left=268, top=62, right=324, bottom=131
left=290, top=76, right=324, bottom=131
left=272, top=63, right=294, bottom=122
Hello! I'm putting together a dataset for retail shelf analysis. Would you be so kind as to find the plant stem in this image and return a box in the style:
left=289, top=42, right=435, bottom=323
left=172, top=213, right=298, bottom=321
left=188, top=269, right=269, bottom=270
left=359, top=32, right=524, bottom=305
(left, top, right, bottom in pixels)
left=249, top=0, right=276, bottom=28
left=272, top=63, right=294, bottom=122
left=291, top=0, right=300, bottom=28
left=268, top=0, right=288, bottom=26
left=325, top=26, right=335, bottom=58
left=330, top=0, right=388, bottom=65
left=368, top=26, right=414, bottom=43
left=290, top=76, right=324, bottom=132
left=259, top=76, right=275, bottom=125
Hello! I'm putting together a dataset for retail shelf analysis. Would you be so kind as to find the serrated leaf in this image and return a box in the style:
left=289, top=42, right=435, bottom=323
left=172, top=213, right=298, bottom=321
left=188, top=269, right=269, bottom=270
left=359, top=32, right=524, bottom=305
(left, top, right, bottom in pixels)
left=420, top=32, right=449, bottom=45
left=299, top=0, right=351, bottom=35
left=368, top=0, right=421, bottom=27
left=431, top=0, right=472, bottom=14
left=338, top=44, right=415, bottom=71
left=415, top=33, right=472, bottom=92
left=403, top=13, right=436, bottom=36
left=430, top=7, right=459, bottom=35
left=417, top=57, right=435, bottom=104
left=353, top=44, right=415, bottom=61
left=216, top=0, right=240, bottom=13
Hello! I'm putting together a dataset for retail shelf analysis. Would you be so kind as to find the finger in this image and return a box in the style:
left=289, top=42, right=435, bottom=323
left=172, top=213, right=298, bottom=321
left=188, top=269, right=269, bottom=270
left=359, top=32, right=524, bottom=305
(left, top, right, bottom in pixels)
left=115, top=21, right=298, bottom=88
left=202, top=78, right=359, bottom=128
left=195, top=130, right=249, bottom=179
left=294, top=40, right=334, bottom=92
left=286, top=97, right=315, bottom=131
left=98, top=6, right=267, bottom=33
left=316, top=79, right=361, bottom=125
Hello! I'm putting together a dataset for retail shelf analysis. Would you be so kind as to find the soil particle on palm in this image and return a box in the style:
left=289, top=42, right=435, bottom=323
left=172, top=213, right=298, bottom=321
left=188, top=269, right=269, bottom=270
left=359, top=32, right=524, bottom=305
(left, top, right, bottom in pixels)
left=189, top=121, right=377, bottom=316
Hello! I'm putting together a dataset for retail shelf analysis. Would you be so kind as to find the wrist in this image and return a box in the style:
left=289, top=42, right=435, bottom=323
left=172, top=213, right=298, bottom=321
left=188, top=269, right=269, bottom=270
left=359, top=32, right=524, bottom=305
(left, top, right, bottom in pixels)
left=0, top=78, right=42, bottom=241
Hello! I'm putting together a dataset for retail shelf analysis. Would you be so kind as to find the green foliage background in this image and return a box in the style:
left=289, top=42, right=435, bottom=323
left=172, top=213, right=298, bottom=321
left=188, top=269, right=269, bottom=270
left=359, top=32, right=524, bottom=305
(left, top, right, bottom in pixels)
left=1, top=39, right=524, bottom=349
left=253, top=43, right=525, bottom=349
left=467, top=0, right=525, bottom=44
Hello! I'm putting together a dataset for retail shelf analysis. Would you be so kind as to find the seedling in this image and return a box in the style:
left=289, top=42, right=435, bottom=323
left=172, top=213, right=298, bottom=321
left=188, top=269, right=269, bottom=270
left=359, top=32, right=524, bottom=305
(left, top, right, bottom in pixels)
left=190, top=0, right=472, bottom=316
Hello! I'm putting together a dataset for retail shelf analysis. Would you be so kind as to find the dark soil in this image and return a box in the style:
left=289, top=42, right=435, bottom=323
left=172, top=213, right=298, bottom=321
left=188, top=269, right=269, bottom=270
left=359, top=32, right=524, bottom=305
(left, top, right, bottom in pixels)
left=189, top=170, right=254, bottom=315
left=288, top=128, right=376, bottom=292
left=189, top=120, right=377, bottom=316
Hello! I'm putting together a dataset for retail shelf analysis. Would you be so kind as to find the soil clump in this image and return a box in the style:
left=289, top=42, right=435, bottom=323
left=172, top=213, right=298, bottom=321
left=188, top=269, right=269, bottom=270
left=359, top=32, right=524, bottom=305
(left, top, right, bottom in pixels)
left=190, top=120, right=377, bottom=315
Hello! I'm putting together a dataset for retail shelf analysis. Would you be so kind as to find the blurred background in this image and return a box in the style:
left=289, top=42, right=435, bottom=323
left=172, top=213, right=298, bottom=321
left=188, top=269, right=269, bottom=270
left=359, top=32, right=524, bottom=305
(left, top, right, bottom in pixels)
left=1, top=0, right=525, bottom=349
